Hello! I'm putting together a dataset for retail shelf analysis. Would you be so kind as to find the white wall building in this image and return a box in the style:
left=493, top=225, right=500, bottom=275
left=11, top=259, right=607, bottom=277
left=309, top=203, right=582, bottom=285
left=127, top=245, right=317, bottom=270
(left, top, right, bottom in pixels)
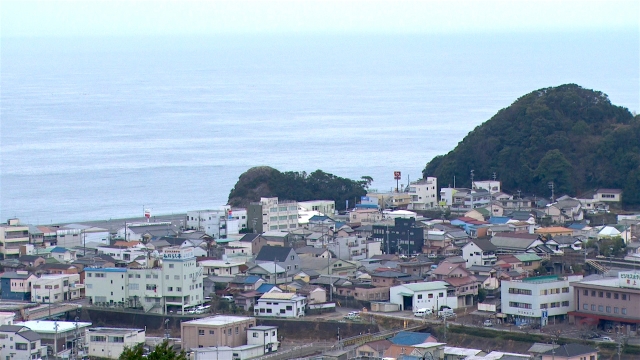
left=85, top=247, right=204, bottom=314
left=248, top=198, right=299, bottom=233
left=192, top=346, right=234, bottom=360
left=390, top=281, right=457, bottom=312
left=0, top=312, right=15, bottom=325
left=298, top=200, right=336, bottom=217
left=461, top=240, right=497, bottom=268
left=473, top=180, right=501, bottom=194
left=326, top=236, right=368, bottom=261
left=186, top=208, right=246, bottom=239
left=88, top=327, right=145, bottom=360
left=501, top=275, right=583, bottom=327
left=31, top=274, right=83, bottom=303
left=199, top=259, right=245, bottom=276
left=247, top=325, right=279, bottom=353
left=97, top=244, right=148, bottom=264
left=408, top=177, right=438, bottom=210
left=254, top=293, right=306, bottom=318
left=0, top=325, right=46, bottom=360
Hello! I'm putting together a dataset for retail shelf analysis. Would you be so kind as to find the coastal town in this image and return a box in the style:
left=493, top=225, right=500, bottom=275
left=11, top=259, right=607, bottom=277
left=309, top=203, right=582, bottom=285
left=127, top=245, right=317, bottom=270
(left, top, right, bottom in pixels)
left=1, top=178, right=639, bottom=360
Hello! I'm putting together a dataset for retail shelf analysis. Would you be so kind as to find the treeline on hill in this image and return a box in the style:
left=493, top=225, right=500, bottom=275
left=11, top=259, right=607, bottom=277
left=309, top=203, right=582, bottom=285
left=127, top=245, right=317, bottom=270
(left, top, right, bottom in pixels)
left=227, top=166, right=371, bottom=210
left=423, top=84, right=640, bottom=206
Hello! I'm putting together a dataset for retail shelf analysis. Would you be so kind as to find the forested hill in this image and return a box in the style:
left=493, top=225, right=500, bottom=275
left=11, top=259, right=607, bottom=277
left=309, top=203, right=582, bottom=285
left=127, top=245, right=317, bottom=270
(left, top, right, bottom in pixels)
left=422, top=84, right=640, bottom=206
left=227, top=166, right=371, bottom=210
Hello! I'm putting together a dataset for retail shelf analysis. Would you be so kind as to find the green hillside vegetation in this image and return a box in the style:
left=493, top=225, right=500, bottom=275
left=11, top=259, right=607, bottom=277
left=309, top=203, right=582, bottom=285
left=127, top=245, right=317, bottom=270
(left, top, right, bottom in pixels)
left=227, top=166, right=371, bottom=210
left=422, top=84, right=640, bottom=206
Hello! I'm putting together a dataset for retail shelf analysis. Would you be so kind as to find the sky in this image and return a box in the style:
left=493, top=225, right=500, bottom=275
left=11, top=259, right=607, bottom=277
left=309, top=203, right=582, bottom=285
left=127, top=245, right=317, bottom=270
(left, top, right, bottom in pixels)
left=2, top=0, right=639, bottom=37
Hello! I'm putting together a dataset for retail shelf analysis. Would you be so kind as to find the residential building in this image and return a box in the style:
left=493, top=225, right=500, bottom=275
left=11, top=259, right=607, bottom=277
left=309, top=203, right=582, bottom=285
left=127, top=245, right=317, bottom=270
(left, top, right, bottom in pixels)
left=17, top=255, right=46, bottom=268
left=440, top=188, right=491, bottom=211
left=31, top=274, right=83, bottom=303
left=501, top=275, right=583, bottom=327
left=0, top=272, right=36, bottom=301
left=191, top=347, right=233, bottom=360
left=300, top=257, right=358, bottom=277
left=17, top=320, right=92, bottom=359
left=0, top=219, right=30, bottom=260
left=298, top=200, right=335, bottom=217
left=355, top=339, right=392, bottom=359
left=295, top=246, right=331, bottom=259
left=199, top=259, right=244, bottom=276
left=254, top=246, right=300, bottom=275
left=326, top=236, right=369, bottom=261
left=254, top=292, right=306, bottom=318
left=247, top=197, right=299, bottom=233
left=473, top=180, right=501, bottom=194
left=370, top=271, right=422, bottom=288
left=366, top=191, right=412, bottom=209
left=55, top=228, right=83, bottom=248
left=87, top=327, right=145, bottom=360
left=373, top=217, right=425, bottom=255
left=540, top=344, right=597, bottom=360
left=431, top=261, right=470, bottom=281
left=85, top=246, right=204, bottom=314
left=181, top=316, right=256, bottom=350
left=569, top=271, right=640, bottom=333
left=247, top=326, right=279, bottom=354
left=462, top=239, right=497, bottom=268
left=390, top=281, right=457, bottom=311
left=535, top=227, right=573, bottom=237
left=348, top=209, right=383, bottom=224
left=443, top=276, right=479, bottom=307
left=186, top=208, right=245, bottom=239
left=0, top=325, right=46, bottom=360
left=490, top=233, right=543, bottom=254
left=237, top=234, right=268, bottom=256
left=0, top=312, right=16, bottom=325
left=49, top=247, right=77, bottom=263
left=246, top=263, right=288, bottom=285
left=116, top=222, right=177, bottom=242
left=407, top=178, right=438, bottom=210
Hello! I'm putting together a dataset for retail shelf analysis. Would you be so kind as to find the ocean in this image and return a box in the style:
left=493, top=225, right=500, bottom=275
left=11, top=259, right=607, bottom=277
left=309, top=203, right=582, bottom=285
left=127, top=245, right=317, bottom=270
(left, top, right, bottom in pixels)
left=1, top=32, right=638, bottom=224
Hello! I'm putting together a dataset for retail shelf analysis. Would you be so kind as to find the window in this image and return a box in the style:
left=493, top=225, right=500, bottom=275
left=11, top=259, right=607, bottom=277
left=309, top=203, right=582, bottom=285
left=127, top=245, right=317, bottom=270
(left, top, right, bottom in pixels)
left=606, top=306, right=611, bottom=313
left=598, top=291, right=603, bottom=298
left=583, top=290, right=588, bottom=296
left=583, top=303, right=588, bottom=310
left=417, top=295, right=422, bottom=299
left=15, top=343, right=27, bottom=350
left=606, top=292, right=611, bottom=298
left=129, top=284, right=139, bottom=290
left=622, top=294, right=627, bottom=300
left=91, top=336, right=107, bottom=342
left=168, top=287, right=173, bottom=291
left=286, top=306, right=292, bottom=310
left=562, top=301, right=569, bottom=307
left=86, top=284, right=93, bottom=289
left=591, top=290, right=596, bottom=296
left=428, top=294, right=433, bottom=299
left=614, top=293, right=619, bottom=299
left=622, top=308, right=627, bottom=315
left=598, top=305, right=604, bottom=312
left=280, top=309, right=286, bottom=314
left=614, top=307, right=619, bottom=313
left=174, top=275, right=180, bottom=280
left=591, top=305, right=596, bottom=311
left=198, top=330, right=204, bottom=336
left=236, top=327, right=239, bottom=334
left=562, top=287, right=569, bottom=293
left=176, top=287, right=181, bottom=292
left=540, top=303, right=548, bottom=309
left=210, top=330, right=214, bottom=335
left=169, top=264, right=174, bottom=268
left=253, top=333, right=258, bottom=338
left=87, top=273, right=92, bottom=278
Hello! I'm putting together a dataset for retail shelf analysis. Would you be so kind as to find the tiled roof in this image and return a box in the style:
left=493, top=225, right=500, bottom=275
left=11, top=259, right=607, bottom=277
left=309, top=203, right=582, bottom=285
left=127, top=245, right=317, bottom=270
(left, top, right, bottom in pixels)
left=388, top=331, right=433, bottom=346
left=255, top=246, right=294, bottom=262
left=541, top=344, right=597, bottom=357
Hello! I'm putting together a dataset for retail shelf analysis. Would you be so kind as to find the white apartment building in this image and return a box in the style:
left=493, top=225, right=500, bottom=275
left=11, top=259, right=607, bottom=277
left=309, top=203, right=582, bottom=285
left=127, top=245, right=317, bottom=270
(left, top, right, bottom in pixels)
left=0, top=219, right=30, bottom=259
left=298, top=200, right=335, bottom=217
left=199, top=259, right=245, bottom=276
left=85, top=247, right=204, bottom=314
left=408, top=177, right=438, bottom=210
left=247, top=198, right=299, bottom=233
left=461, top=240, right=497, bottom=268
left=97, top=244, right=148, bottom=264
left=87, top=327, right=145, bottom=360
left=0, top=325, right=46, bottom=360
left=247, top=326, right=279, bottom=353
left=186, top=208, right=246, bottom=238
left=501, top=275, right=583, bottom=327
left=55, top=228, right=83, bottom=247
left=326, top=236, right=368, bottom=261
left=31, top=274, right=83, bottom=303
left=254, top=293, right=306, bottom=318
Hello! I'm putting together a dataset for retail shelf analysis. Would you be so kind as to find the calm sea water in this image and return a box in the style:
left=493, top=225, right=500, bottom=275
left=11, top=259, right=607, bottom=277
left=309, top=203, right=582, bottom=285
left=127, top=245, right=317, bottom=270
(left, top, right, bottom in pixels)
left=1, top=32, right=638, bottom=224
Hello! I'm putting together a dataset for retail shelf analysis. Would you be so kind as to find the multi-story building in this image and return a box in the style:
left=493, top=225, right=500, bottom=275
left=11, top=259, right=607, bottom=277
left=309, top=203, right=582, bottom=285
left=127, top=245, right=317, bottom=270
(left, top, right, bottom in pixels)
left=407, top=177, right=438, bottom=210
left=569, top=271, right=640, bottom=333
left=325, top=236, right=368, bottom=261
left=0, top=272, right=37, bottom=301
left=181, top=316, right=256, bottom=350
left=31, top=274, right=83, bottom=303
left=247, top=197, right=299, bottom=233
left=501, top=275, right=583, bottom=327
left=16, top=320, right=92, bottom=359
left=462, top=239, right=498, bottom=268
left=85, top=246, right=204, bottom=314
left=473, top=180, right=501, bottom=194
left=0, top=325, right=46, bottom=360
left=0, top=219, right=30, bottom=259
left=186, top=208, right=246, bottom=239
left=372, top=217, right=424, bottom=255
left=87, top=328, right=145, bottom=360
left=298, top=200, right=335, bottom=217
left=254, top=292, right=306, bottom=318
left=247, top=326, right=279, bottom=354
left=439, top=188, right=491, bottom=211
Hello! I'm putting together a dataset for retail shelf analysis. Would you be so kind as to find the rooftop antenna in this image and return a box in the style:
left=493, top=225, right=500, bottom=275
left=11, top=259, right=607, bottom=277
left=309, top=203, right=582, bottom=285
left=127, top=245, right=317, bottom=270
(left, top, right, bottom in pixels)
left=492, top=172, right=497, bottom=181
left=548, top=182, right=555, bottom=203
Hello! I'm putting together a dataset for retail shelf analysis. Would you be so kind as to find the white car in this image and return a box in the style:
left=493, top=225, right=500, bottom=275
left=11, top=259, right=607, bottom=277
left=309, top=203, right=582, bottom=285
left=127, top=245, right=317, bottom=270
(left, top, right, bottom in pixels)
left=599, top=336, right=614, bottom=342
left=483, top=320, right=493, bottom=327
left=414, top=308, right=432, bottom=317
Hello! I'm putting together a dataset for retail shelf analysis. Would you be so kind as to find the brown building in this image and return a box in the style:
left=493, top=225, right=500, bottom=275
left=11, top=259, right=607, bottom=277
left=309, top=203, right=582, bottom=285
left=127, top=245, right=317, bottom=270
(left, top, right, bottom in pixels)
left=370, top=271, right=422, bottom=288
left=181, top=315, right=256, bottom=350
left=569, top=272, right=640, bottom=334
left=335, top=284, right=390, bottom=301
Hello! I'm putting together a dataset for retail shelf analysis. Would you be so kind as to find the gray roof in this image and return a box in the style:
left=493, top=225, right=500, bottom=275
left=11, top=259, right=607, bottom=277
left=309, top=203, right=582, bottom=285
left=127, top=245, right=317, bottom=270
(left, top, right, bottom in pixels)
left=0, top=272, right=32, bottom=279
left=18, top=329, right=41, bottom=341
left=552, top=235, right=582, bottom=245
left=239, top=234, right=261, bottom=242
left=541, top=344, right=596, bottom=357
left=295, top=246, right=328, bottom=256
left=0, top=325, right=26, bottom=333
left=255, top=246, right=295, bottom=263
left=469, top=239, right=497, bottom=252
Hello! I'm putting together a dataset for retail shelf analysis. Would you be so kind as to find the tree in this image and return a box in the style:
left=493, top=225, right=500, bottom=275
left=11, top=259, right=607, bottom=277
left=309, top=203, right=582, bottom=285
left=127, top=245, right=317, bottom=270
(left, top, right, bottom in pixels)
left=477, top=287, right=487, bottom=303
left=120, top=341, right=187, bottom=360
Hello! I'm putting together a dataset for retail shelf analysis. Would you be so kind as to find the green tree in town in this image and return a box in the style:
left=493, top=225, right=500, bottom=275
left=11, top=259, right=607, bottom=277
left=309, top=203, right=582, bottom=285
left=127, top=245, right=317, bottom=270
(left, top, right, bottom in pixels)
left=119, top=341, right=187, bottom=360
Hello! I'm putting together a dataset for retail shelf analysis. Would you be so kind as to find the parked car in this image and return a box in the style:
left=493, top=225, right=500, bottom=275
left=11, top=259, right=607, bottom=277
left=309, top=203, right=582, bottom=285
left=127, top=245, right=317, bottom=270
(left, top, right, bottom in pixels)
left=438, top=308, right=455, bottom=318
left=483, top=320, right=493, bottom=327
left=598, top=336, right=614, bottom=342
left=414, top=308, right=433, bottom=317
left=344, top=311, right=360, bottom=320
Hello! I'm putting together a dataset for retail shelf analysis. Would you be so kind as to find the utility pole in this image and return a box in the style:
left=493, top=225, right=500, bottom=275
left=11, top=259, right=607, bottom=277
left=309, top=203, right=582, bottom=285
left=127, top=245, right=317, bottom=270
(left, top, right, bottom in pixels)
left=548, top=182, right=555, bottom=203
